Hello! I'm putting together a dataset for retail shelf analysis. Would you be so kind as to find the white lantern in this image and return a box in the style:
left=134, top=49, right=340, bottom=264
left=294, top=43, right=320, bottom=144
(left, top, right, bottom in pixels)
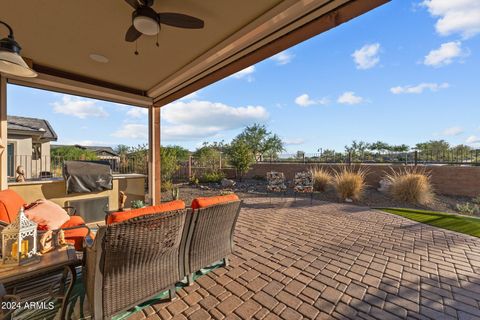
left=1, top=208, right=39, bottom=266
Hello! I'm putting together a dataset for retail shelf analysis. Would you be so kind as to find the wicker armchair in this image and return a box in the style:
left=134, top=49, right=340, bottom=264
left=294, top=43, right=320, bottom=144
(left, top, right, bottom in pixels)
left=84, top=208, right=189, bottom=319
left=184, top=199, right=241, bottom=284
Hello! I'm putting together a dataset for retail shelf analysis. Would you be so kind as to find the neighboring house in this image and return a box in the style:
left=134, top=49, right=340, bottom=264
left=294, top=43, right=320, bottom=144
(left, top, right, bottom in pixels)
left=51, top=145, right=121, bottom=171
left=7, top=115, right=58, bottom=179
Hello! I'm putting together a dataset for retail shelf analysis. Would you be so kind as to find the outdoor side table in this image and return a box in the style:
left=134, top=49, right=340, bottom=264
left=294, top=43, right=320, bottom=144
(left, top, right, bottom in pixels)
left=0, top=246, right=80, bottom=320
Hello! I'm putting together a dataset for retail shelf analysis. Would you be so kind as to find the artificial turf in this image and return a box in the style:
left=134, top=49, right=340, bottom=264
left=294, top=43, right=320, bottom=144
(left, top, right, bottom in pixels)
left=379, top=208, right=480, bottom=238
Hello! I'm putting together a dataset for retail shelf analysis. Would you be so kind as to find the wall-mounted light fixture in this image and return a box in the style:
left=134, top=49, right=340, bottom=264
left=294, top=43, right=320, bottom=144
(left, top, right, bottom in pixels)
left=0, top=21, right=37, bottom=78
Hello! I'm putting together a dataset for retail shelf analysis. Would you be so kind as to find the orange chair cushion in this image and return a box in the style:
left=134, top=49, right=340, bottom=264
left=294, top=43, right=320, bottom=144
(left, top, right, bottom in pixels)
left=191, top=194, right=240, bottom=209
left=0, top=189, right=26, bottom=223
left=63, top=226, right=92, bottom=251
left=106, top=200, right=186, bottom=225
left=61, top=215, right=85, bottom=228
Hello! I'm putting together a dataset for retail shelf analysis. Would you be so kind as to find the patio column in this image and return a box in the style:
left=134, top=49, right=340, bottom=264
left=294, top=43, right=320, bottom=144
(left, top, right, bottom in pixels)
left=149, top=105, right=161, bottom=205
left=0, top=76, right=7, bottom=190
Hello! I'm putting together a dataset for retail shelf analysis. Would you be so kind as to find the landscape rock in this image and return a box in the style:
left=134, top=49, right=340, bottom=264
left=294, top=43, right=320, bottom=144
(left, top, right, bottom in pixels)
left=221, top=178, right=236, bottom=188
left=378, top=179, right=391, bottom=193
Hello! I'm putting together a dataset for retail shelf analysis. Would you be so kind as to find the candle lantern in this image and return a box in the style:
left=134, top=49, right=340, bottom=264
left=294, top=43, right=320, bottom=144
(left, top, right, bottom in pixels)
left=1, top=207, right=39, bottom=266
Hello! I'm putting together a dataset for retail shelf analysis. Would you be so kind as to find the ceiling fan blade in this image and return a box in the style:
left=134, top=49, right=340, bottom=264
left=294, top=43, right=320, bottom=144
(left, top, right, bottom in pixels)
left=125, top=25, right=142, bottom=42
left=124, top=0, right=138, bottom=9
left=158, top=12, right=204, bottom=29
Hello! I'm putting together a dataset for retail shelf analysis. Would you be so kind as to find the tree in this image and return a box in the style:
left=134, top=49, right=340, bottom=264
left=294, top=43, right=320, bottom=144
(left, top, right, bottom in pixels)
left=390, top=144, right=409, bottom=152
left=345, top=140, right=370, bottom=155
left=369, top=141, right=391, bottom=153
left=226, top=138, right=254, bottom=180
left=193, top=143, right=222, bottom=172
left=51, top=146, right=98, bottom=160
left=415, top=140, right=450, bottom=153
left=160, top=146, right=180, bottom=181
left=236, top=124, right=285, bottom=161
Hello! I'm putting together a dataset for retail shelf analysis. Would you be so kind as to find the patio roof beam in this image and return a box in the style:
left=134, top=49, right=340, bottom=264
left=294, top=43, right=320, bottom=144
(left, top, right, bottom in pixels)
left=7, top=72, right=153, bottom=108
left=152, top=0, right=389, bottom=107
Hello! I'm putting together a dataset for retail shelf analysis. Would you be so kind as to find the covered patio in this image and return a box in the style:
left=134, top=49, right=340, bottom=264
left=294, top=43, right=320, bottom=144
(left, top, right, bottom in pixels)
left=139, top=197, right=480, bottom=320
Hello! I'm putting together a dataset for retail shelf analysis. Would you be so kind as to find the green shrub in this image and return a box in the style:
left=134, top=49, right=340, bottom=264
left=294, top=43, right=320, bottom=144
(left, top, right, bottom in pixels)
left=456, top=202, right=480, bottom=216
left=199, top=171, right=225, bottom=183
left=161, top=180, right=174, bottom=192
left=131, top=200, right=145, bottom=209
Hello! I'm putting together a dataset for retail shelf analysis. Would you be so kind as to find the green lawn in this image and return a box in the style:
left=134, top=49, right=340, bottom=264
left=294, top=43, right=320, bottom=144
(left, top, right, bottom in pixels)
left=379, top=208, right=480, bottom=238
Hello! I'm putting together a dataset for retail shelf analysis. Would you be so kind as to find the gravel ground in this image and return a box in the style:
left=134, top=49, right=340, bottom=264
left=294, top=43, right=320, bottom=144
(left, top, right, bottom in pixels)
left=162, top=179, right=472, bottom=214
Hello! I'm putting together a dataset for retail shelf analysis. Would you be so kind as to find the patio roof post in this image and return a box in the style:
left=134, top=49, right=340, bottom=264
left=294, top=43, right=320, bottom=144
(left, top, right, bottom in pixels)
left=149, top=106, right=161, bottom=205
left=0, top=76, right=7, bottom=190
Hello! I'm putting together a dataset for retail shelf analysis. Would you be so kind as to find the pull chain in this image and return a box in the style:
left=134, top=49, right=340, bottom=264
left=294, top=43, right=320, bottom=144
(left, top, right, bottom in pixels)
left=156, top=32, right=159, bottom=47
left=135, top=40, right=139, bottom=55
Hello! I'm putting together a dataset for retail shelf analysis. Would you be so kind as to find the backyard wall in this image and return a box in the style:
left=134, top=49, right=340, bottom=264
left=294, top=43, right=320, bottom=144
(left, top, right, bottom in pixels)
left=244, top=163, right=480, bottom=197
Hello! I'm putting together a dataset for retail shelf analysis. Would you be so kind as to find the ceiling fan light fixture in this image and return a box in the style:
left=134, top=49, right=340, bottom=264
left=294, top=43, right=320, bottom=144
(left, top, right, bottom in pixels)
left=133, top=8, right=159, bottom=36
left=0, top=21, right=37, bottom=78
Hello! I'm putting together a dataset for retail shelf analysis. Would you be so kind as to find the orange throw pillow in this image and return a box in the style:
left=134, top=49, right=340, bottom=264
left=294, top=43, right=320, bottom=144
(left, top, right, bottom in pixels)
left=25, top=200, right=70, bottom=230
left=191, top=194, right=239, bottom=209
left=107, top=200, right=186, bottom=224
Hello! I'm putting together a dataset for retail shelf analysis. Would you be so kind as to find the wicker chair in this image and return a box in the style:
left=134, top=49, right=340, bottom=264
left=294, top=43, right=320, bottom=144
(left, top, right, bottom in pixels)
left=184, top=199, right=242, bottom=284
left=84, top=208, right=190, bottom=319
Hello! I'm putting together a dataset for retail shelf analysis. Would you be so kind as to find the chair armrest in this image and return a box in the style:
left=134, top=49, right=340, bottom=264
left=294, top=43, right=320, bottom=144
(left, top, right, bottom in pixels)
left=62, top=206, right=77, bottom=216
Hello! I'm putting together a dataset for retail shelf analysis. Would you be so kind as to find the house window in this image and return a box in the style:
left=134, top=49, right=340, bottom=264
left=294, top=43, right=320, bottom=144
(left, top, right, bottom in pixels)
left=7, top=143, right=14, bottom=177
left=32, top=143, right=41, bottom=160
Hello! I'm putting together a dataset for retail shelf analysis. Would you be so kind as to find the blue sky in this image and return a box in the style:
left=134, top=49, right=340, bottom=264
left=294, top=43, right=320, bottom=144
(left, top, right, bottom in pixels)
left=7, top=1, right=480, bottom=152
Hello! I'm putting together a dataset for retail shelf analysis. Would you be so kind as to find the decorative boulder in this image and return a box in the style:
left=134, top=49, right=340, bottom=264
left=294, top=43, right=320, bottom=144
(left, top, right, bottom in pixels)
left=378, top=179, right=391, bottom=193
left=221, top=178, right=236, bottom=188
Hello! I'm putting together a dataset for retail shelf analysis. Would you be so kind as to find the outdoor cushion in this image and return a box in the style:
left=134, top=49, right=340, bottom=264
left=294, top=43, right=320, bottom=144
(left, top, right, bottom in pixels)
left=61, top=215, right=85, bottom=228
left=106, top=200, right=186, bottom=224
left=0, top=189, right=25, bottom=223
left=25, top=199, right=70, bottom=230
left=191, top=194, right=240, bottom=209
left=63, top=226, right=91, bottom=251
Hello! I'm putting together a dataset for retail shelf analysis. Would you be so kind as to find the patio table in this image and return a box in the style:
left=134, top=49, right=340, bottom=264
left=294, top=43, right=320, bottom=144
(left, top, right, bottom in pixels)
left=0, top=246, right=80, bottom=320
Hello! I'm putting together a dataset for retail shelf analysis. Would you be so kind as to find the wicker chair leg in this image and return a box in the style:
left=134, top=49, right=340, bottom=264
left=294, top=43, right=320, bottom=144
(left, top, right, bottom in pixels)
left=169, top=286, right=176, bottom=300
left=223, top=257, right=230, bottom=267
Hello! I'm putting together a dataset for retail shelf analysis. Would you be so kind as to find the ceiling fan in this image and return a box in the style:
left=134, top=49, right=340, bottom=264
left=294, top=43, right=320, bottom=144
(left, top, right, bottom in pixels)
left=124, top=0, right=204, bottom=43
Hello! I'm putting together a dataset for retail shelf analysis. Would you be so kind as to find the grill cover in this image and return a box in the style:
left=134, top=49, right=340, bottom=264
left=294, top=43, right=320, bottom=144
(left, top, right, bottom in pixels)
left=63, top=161, right=113, bottom=194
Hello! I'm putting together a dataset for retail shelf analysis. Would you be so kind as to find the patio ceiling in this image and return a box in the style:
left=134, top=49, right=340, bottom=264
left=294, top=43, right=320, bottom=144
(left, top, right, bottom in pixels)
left=0, top=0, right=389, bottom=107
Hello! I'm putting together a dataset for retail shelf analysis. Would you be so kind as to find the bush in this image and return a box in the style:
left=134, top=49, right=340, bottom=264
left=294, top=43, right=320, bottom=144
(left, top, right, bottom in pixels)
left=310, top=167, right=332, bottom=192
left=332, top=167, right=367, bottom=201
left=199, top=171, right=225, bottom=183
left=161, top=180, right=174, bottom=192
left=456, top=202, right=480, bottom=216
left=384, top=167, right=434, bottom=205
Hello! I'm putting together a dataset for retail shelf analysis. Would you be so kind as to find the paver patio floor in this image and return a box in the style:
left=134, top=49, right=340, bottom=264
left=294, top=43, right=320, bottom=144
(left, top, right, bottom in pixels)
left=135, top=197, right=480, bottom=320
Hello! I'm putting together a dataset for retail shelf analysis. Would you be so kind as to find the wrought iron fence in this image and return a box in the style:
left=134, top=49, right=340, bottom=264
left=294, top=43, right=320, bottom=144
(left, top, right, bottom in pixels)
left=259, top=149, right=480, bottom=166
left=7, top=155, right=148, bottom=181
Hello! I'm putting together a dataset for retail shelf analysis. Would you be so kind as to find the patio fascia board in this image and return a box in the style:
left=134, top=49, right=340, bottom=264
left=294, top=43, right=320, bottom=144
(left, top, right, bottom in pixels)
left=7, top=73, right=153, bottom=108
left=151, top=0, right=389, bottom=107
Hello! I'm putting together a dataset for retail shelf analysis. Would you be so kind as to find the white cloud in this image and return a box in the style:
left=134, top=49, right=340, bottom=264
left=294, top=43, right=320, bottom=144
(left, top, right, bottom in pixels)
left=352, top=43, right=381, bottom=70
left=161, top=99, right=269, bottom=141
left=424, top=41, right=467, bottom=67
left=52, top=95, right=108, bottom=119
left=126, top=107, right=149, bottom=118
left=270, top=51, right=294, bottom=65
left=294, top=94, right=329, bottom=107
left=337, top=92, right=364, bottom=105
left=390, top=82, right=449, bottom=94
left=284, top=138, right=305, bottom=146
left=441, top=126, right=464, bottom=136
left=112, top=124, right=148, bottom=140
left=232, top=66, right=255, bottom=81
left=466, top=135, right=480, bottom=145
left=421, top=0, right=480, bottom=39
left=180, top=91, right=200, bottom=101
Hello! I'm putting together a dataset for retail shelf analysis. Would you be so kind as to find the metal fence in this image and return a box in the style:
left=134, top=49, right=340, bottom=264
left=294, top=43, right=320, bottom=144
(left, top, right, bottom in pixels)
left=7, top=155, right=148, bottom=181
left=259, top=149, right=480, bottom=166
